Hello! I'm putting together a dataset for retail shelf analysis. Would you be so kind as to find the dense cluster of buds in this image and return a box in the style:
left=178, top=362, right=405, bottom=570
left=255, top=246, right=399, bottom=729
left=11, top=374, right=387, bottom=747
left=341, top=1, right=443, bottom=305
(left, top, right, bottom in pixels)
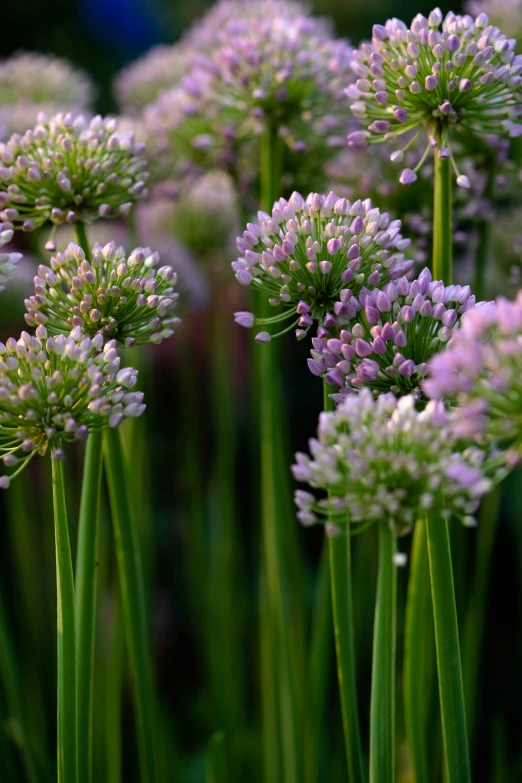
left=0, top=326, right=145, bottom=486
left=232, top=190, right=414, bottom=342
left=424, top=292, right=522, bottom=452
left=25, top=241, right=179, bottom=347
left=0, top=113, right=149, bottom=230
left=0, top=222, right=22, bottom=292
left=308, top=268, right=477, bottom=397
left=347, top=8, right=522, bottom=185
left=0, top=52, right=94, bottom=140
left=292, top=389, right=495, bottom=535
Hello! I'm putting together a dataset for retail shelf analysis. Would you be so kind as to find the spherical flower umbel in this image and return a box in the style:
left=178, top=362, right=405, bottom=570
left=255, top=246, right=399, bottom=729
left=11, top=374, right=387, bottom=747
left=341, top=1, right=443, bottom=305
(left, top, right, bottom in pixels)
left=0, top=222, right=22, bottom=292
left=0, top=52, right=94, bottom=140
left=309, top=268, right=477, bottom=396
left=0, top=113, right=149, bottom=231
left=292, top=389, right=494, bottom=535
left=347, top=9, right=522, bottom=185
left=424, top=292, right=522, bottom=451
left=0, top=326, right=145, bottom=487
left=24, top=241, right=180, bottom=347
left=233, top=191, right=414, bottom=342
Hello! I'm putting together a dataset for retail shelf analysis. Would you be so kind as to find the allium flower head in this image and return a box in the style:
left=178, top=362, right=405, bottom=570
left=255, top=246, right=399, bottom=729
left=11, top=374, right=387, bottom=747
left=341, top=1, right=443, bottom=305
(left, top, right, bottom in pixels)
left=309, top=268, right=477, bottom=396
left=347, top=9, right=522, bottom=184
left=0, top=222, right=22, bottom=292
left=233, top=191, right=414, bottom=342
left=0, top=52, right=94, bottom=140
left=292, top=389, right=494, bottom=535
left=144, top=10, right=353, bottom=177
left=24, top=241, right=179, bottom=347
left=0, top=113, right=149, bottom=231
left=424, top=292, right=522, bottom=450
left=114, top=44, right=189, bottom=115
left=0, top=326, right=145, bottom=487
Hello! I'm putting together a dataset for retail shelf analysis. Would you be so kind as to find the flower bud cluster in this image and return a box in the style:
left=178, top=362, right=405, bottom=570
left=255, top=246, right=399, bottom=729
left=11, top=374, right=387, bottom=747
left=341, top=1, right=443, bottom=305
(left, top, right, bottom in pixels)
left=0, top=326, right=145, bottom=487
left=424, top=292, right=522, bottom=451
left=0, top=113, right=149, bottom=230
left=25, top=241, right=180, bottom=347
left=309, top=268, right=477, bottom=397
left=347, top=8, right=522, bottom=184
left=292, top=389, right=494, bottom=535
left=232, top=190, right=414, bottom=342
left=0, top=222, right=22, bottom=292
left=0, top=52, right=94, bottom=140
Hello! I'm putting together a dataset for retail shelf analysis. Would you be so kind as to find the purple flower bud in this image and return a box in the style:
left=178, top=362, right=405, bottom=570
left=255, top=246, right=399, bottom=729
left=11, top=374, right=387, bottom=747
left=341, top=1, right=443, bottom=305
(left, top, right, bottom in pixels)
left=308, top=358, right=325, bottom=376
left=399, top=360, right=415, bottom=377
left=355, top=338, right=372, bottom=357
left=255, top=331, right=271, bottom=343
left=399, top=168, right=417, bottom=185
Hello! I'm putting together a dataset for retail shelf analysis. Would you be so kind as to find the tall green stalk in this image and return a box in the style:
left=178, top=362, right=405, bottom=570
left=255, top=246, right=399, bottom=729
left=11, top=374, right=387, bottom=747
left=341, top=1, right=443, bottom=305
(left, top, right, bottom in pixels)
left=75, top=431, right=103, bottom=783
left=323, top=383, right=365, bottom=783
left=257, top=125, right=302, bottom=783
left=433, top=146, right=452, bottom=284
left=104, top=427, right=156, bottom=783
left=52, top=458, right=78, bottom=783
left=403, top=520, right=430, bottom=783
left=425, top=512, right=470, bottom=783
left=370, top=523, right=397, bottom=783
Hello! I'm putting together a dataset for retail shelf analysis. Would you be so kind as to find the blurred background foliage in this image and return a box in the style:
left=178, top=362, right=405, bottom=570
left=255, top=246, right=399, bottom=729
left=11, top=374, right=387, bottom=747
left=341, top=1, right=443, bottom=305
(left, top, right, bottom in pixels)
left=1, top=1, right=522, bottom=782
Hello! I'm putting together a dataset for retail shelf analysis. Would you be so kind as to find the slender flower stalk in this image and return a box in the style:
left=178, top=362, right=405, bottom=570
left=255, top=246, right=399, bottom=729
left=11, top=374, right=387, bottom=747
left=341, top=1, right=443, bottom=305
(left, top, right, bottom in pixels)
left=433, top=138, right=453, bottom=283
left=103, top=426, right=157, bottom=783
left=425, top=511, right=471, bottom=783
left=52, top=457, right=77, bottom=783
left=75, top=430, right=103, bottom=783
left=324, top=383, right=365, bottom=783
left=403, top=520, right=431, bottom=783
left=370, top=522, right=397, bottom=783
left=257, top=124, right=303, bottom=783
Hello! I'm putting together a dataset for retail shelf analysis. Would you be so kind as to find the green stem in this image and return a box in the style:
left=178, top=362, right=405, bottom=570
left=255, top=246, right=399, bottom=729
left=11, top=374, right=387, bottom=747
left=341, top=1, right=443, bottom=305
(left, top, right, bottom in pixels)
left=403, top=521, right=431, bottom=783
left=105, top=594, right=125, bottom=783
left=329, top=533, right=366, bottom=783
left=104, top=427, right=156, bottom=783
left=75, top=431, right=103, bottom=783
left=370, top=523, right=397, bottom=783
left=74, top=221, right=90, bottom=255
left=52, top=458, right=77, bottom=783
left=305, top=539, right=332, bottom=783
left=258, top=125, right=301, bottom=783
left=433, top=148, right=453, bottom=285
left=323, top=382, right=365, bottom=783
left=425, top=513, right=470, bottom=783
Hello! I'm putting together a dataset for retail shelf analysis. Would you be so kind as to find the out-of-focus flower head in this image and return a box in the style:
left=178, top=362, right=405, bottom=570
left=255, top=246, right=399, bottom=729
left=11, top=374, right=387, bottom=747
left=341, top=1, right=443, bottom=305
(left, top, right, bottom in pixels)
left=0, top=222, right=22, bottom=292
left=114, top=44, right=190, bottom=115
left=0, top=326, right=145, bottom=487
left=292, top=389, right=495, bottom=535
left=308, top=268, right=477, bottom=397
left=0, top=52, right=94, bottom=140
left=143, top=10, right=353, bottom=183
left=0, top=113, right=149, bottom=232
left=25, top=241, right=179, bottom=347
left=466, top=1, right=522, bottom=52
left=232, top=190, right=414, bottom=342
left=424, top=292, right=522, bottom=452
left=347, top=8, right=522, bottom=185
left=183, top=0, right=328, bottom=50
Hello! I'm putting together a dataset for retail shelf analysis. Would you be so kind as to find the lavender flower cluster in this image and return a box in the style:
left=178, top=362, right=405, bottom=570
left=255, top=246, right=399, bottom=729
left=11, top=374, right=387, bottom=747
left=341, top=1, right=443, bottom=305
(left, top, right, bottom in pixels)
left=0, top=327, right=144, bottom=486
left=25, top=241, right=180, bottom=347
left=233, top=190, right=414, bottom=342
left=425, top=293, right=522, bottom=450
left=0, top=113, right=149, bottom=230
left=308, top=268, right=476, bottom=397
left=347, top=8, right=522, bottom=185
left=292, top=390, right=494, bottom=535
